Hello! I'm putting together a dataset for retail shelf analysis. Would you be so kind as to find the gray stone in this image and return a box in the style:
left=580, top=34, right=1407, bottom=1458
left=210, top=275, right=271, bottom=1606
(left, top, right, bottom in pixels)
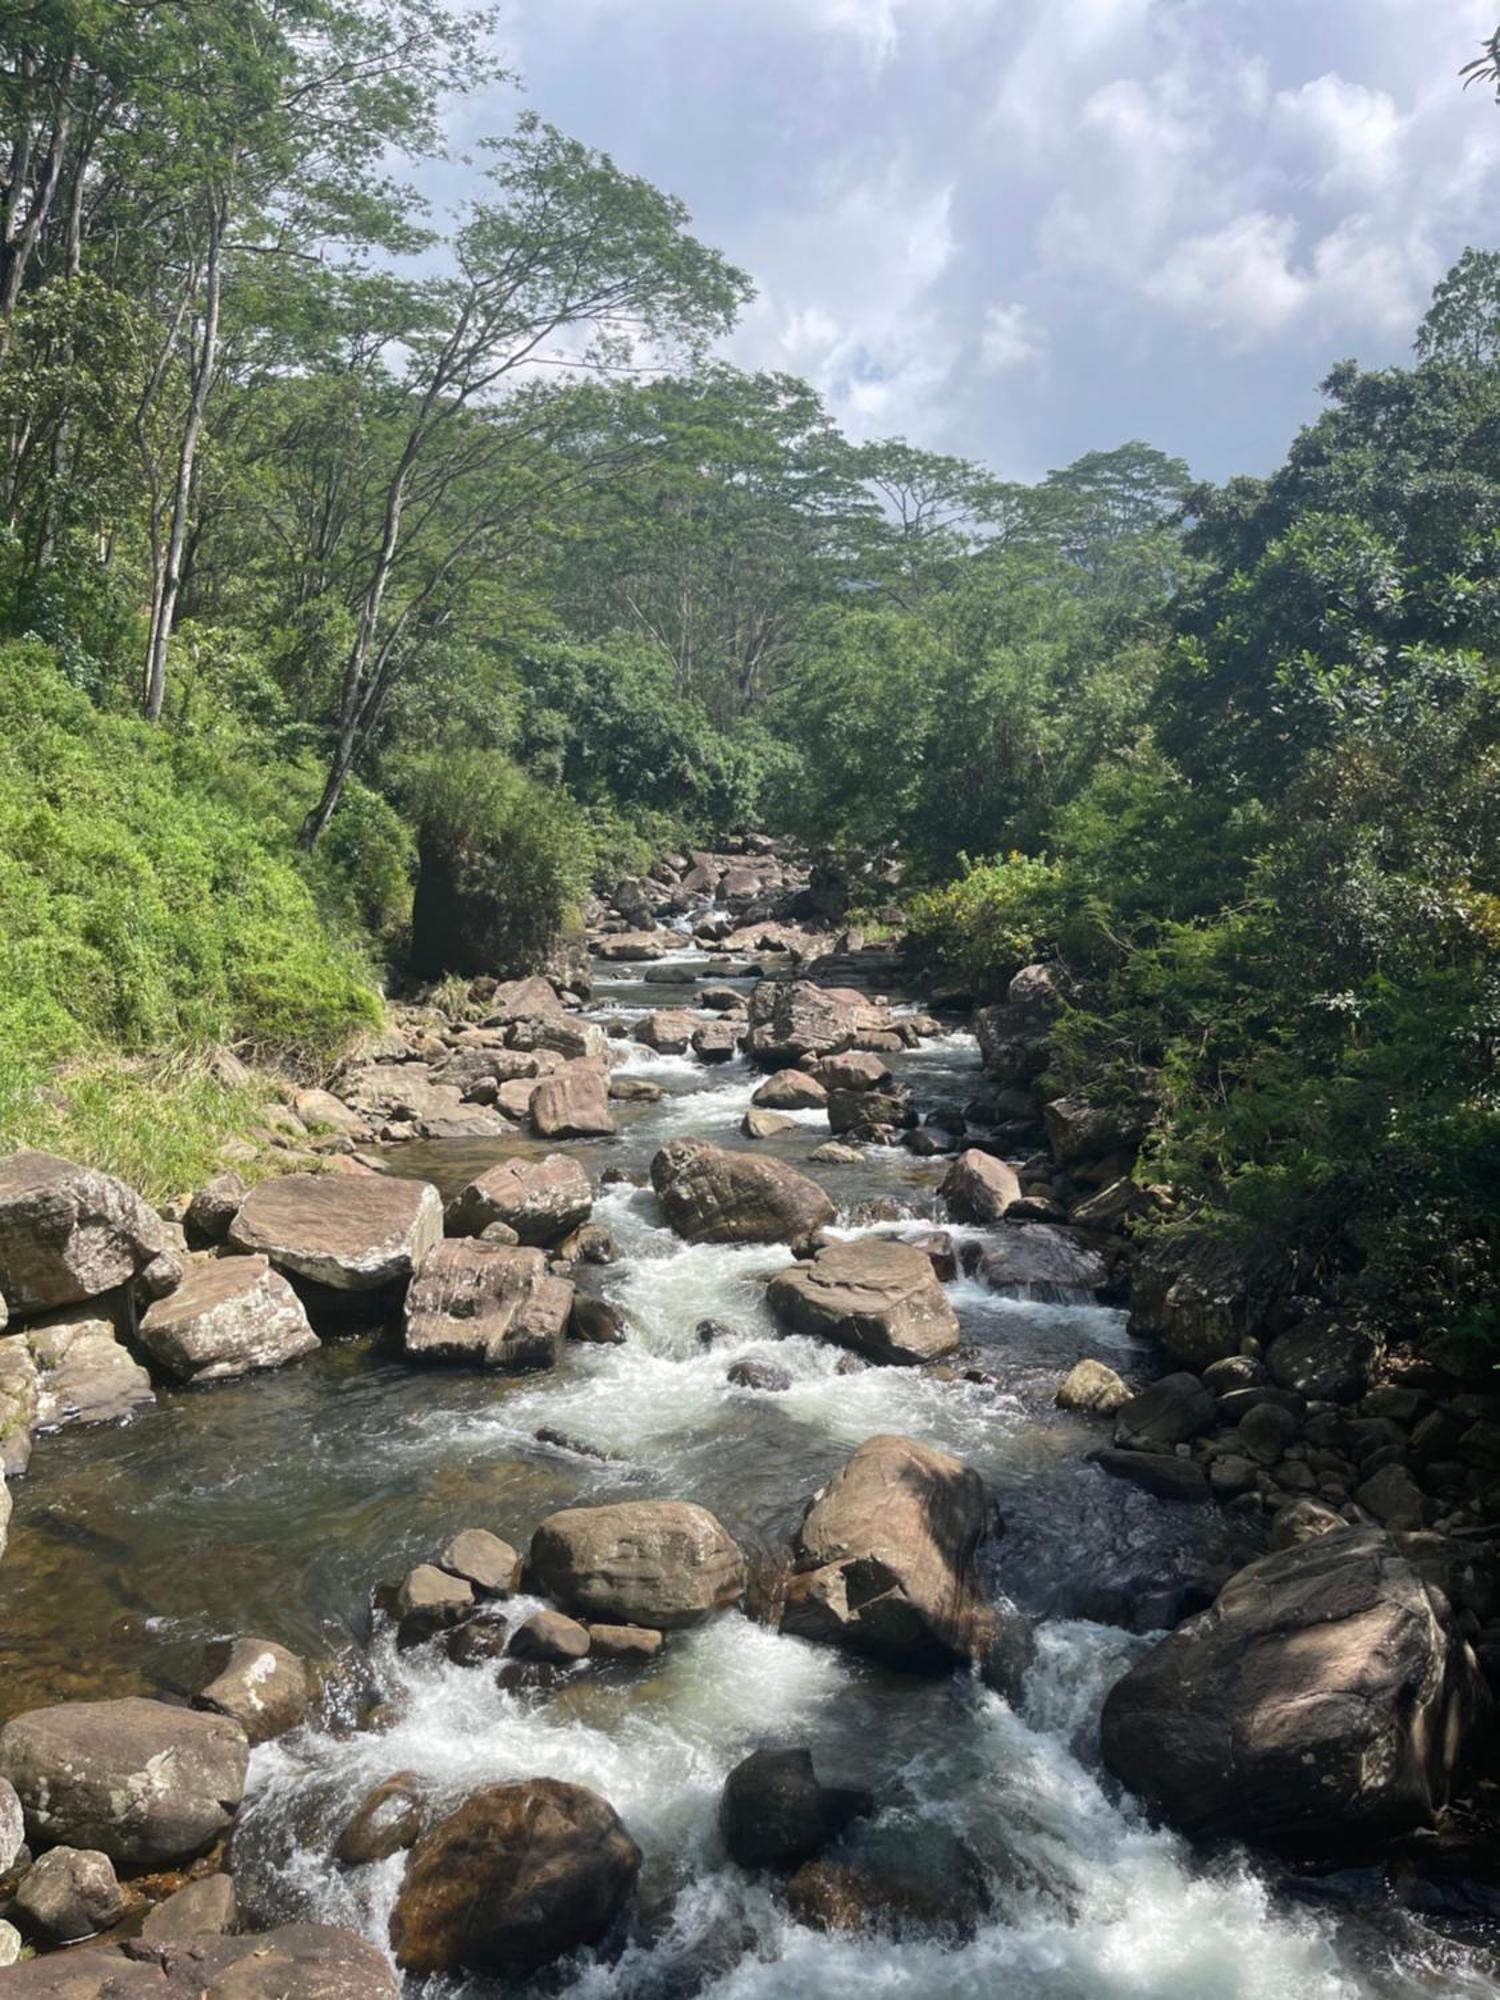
left=439, top=1528, right=520, bottom=1596
left=228, top=1173, right=442, bottom=1292
left=196, top=1635, right=309, bottom=1745
left=14, top=1845, right=124, bottom=1942
left=139, top=1256, right=319, bottom=1383
left=529, top=1500, right=745, bottom=1630
left=650, top=1140, right=834, bottom=1246
left=0, top=1152, right=178, bottom=1312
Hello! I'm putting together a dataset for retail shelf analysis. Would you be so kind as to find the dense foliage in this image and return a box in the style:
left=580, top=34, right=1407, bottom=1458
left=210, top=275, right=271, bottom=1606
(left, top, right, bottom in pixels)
left=2, top=2, right=1498, bottom=1341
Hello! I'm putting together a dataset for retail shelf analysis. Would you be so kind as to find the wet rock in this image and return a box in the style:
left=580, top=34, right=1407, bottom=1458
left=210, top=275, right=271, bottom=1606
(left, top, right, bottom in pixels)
left=1069, top=1177, right=1146, bottom=1232
left=0, top=1697, right=248, bottom=1867
left=195, top=1635, right=309, bottom=1745
left=1203, top=1353, right=1266, bottom=1394
left=1043, top=1096, right=1142, bottom=1168
left=139, top=1255, right=319, bottom=1384
left=728, top=1354, right=793, bottom=1391
left=337, top=1773, right=426, bottom=1865
left=634, top=1009, right=696, bottom=1055
left=894, top=1229, right=957, bottom=1283
left=695, top=1317, right=738, bottom=1345
left=1113, top=1372, right=1217, bottom=1449
left=700, top=985, right=748, bottom=1013
left=1209, top=1453, right=1257, bottom=1498
left=14, top=1845, right=124, bottom=1942
left=745, top=981, right=890, bottom=1068
left=1056, top=1358, right=1130, bottom=1416
left=11, top=1311, right=155, bottom=1429
left=184, top=1170, right=247, bottom=1246
left=586, top=1624, right=663, bottom=1663
left=529, top=1499, right=745, bottom=1629
left=753, top=1069, right=829, bottom=1111
left=1271, top=1498, right=1346, bottom=1550
left=1, top=1924, right=397, bottom=1996
left=446, top=1613, right=511, bottom=1665
left=228, top=1173, right=442, bottom=1293
left=782, top=1434, right=991, bottom=1668
left=569, top=1294, right=627, bottom=1345
left=0, top=1151, right=180, bottom=1312
left=1092, top=1448, right=1209, bottom=1503
left=1100, top=1526, right=1493, bottom=1851
left=139, top=1872, right=236, bottom=1941
left=903, top=1128, right=956, bottom=1158
left=977, top=1225, right=1108, bottom=1299
left=650, top=1139, right=835, bottom=1246
left=530, top=1061, right=616, bottom=1140
left=979, top=1609, right=1040, bottom=1702
left=1266, top=1322, right=1378, bottom=1404
left=395, top=1564, right=474, bottom=1647
left=389, top=1779, right=641, bottom=1978
left=439, top=1529, right=521, bottom=1596
left=403, top=1241, right=572, bottom=1372
left=608, top=1075, right=663, bottom=1104
left=782, top=1835, right=990, bottom=1942
left=827, top=1087, right=914, bottom=1135
left=767, top=1238, right=958, bottom=1366
left=742, top=1107, right=797, bottom=1139
left=813, top=1050, right=891, bottom=1093
left=693, top=1020, right=741, bottom=1064
left=509, top=1609, right=591, bottom=1663
left=446, top=1155, right=592, bottom=1247
left=720, top=1747, right=870, bottom=1873
left=1236, top=1400, right=1302, bottom=1465
left=939, top=1149, right=1022, bottom=1224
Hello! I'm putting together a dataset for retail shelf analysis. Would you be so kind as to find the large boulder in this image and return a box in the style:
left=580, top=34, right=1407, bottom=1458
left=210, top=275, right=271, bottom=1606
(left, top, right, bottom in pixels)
left=650, top=1140, right=834, bottom=1246
left=0, top=1923, right=400, bottom=1997
left=11, top=1313, right=154, bottom=1430
left=976, top=1225, right=1108, bottom=1298
left=766, top=1239, right=958, bottom=1366
left=0, top=1697, right=248, bottom=1867
left=138, top=1256, right=319, bottom=1384
left=939, top=1150, right=1021, bottom=1224
left=744, top=981, right=888, bottom=1069
left=528, top=1500, right=745, bottom=1629
left=14, top=1845, right=124, bottom=1942
left=634, top=1009, right=696, bottom=1055
left=1100, top=1527, right=1492, bottom=1851
left=0, top=1152, right=179, bottom=1313
left=530, top=1062, right=616, bottom=1140
left=1056, top=1358, right=1130, bottom=1416
left=1265, top=1320, right=1378, bottom=1403
left=403, top=1241, right=572, bottom=1371
left=228, top=1174, right=442, bottom=1293
left=972, top=1001, right=1051, bottom=1090
left=195, top=1636, right=309, bottom=1745
left=781, top=1435, right=992, bottom=1669
left=447, top=1156, right=593, bottom=1247
left=752, top=1070, right=828, bottom=1112
left=1128, top=1231, right=1267, bottom=1369
left=719, top=1747, right=868, bottom=1873
left=483, top=976, right=566, bottom=1027
left=1112, top=1371, right=1217, bottom=1449
left=390, top=1779, right=640, bottom=1979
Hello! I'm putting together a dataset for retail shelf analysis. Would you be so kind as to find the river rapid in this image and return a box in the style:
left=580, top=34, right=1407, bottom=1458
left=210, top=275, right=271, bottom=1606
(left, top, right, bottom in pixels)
left=1, top=942, right=1493, bottom=1997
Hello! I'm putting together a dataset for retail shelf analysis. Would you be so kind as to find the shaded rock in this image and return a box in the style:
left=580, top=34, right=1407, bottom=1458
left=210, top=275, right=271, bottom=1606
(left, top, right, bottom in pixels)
left=977, top=1225, right=1108, bottom=1298
left=827, top=1087, right=914, bottom=1135
left=0, top=1697, right=248, bottom=1867
left=720, top=1747, right=869, bottom=1873
left=389, top=1779, right=640, bottom=1978
left=650, top=1140, right=834, bottom=1246
left=11, top=1313, right=154, bottom=1430
left=396, top=1564, right=474, bottom=1647
left=782, top=1834, right=990, bottom=1941
left=895, top=1228, right=957, bottom=1283
left=0, top=1152, right=178, bottom=1312
left=439, top=1529, right=521, bottom=1596
left=446, top=1154, right=592, bottom=1248
left=509, top=1610, right=591, bottom=1664
left=939, top=1150, right=1021, bottom=1224
left=184, top=1171, right=246, bottom=1247
left=14, top=1846, right=123, bottom=1942
left=446, top=1615, right=512, bottom=1667
left=1043, top=1096, right=1141, bottom=1168
left=1092, top=1448, right=1209, bottom=1503
left=195, top=1635, right=309, bottom=1745
left=139, top=1256, right=318, bottom=1384
left=753, top=1070, right=828, bottom=1112
left=139, top=1872, right=236, bottom=1942
left=228, top=1174, right=442, bottom=1292
left=569, top=1294, right=627, bottom=1345
left=1113, top=1372, right=1217, bottom=1449
left=767, top=1239, right=958, bottom=1367
left=693, top=1020, right=741, bottom=1064
left=1056, top=1358, right=1130, bottom=1416
left=1203, top=1353, right=1266, bottom=1394
left=1271, top=1498, right=1347, bottom=1550
left=531, top=1062, right=616, bottom=1140
left=529, top=1500, right=745, bottom=1630
left=782, top=1434, right=991, bottom=1668
left=1236, top=1400, right=1302, bottom=1465
left=586, top=1624, right=663, bottom=1663
left=728, top=1354, right=793, bottom=1392
left=813, top=1051, right=891, bottom=1093
left=1128, top=1231, right=1264, bottom=1369
left=634, top=1009, right=696, bottom=1055
left=1356, top=1463, right=1430, bottom=1530
left=1266, top=1322, right=1378, bottom=1404
left=1100, top=1526, right=1493, bottom=1850
left=979, top=1609, right=1040, bottom=1704
left=403, top=1241, right=572, bottom=1372
left=337, top=1773, right=425, bottom=1866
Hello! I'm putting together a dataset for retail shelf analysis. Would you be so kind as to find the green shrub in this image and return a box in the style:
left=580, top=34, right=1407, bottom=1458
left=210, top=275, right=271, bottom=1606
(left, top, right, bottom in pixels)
left=906, top=852, right=1068, bottom=993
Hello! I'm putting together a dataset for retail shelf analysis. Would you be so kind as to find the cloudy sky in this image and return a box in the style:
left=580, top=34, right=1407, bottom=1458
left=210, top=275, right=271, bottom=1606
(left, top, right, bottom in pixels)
left=450, top=0, right=1500, bottom=484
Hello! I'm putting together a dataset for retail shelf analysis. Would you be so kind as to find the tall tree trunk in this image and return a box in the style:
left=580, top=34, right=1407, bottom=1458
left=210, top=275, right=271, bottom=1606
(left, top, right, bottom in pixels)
left=143, top=186, right=227, bottom=723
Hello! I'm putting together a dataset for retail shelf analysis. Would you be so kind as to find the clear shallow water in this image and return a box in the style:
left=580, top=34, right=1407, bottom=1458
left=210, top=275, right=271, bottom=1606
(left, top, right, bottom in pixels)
left=0, top=956, right=1493, bottom=1995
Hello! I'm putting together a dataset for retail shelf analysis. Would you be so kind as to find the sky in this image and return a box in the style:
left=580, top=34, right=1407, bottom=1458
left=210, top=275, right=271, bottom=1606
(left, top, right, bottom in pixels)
left=445, top=0, right=1500, bottom=485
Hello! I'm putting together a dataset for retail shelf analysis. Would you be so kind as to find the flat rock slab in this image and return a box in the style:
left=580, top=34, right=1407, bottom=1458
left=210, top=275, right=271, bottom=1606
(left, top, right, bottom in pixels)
left=0, top=1696, right=248, bottom=1868
left=0, top=1151, right=177, bottom=1312
left=978, top=1224, right=1108, bottom=1298
left=0, top=1922, right=399, bottom=1997
left=139, top=1256, right=319, bottom=1383
left=446, top=1155, right=592, bottom=1247
left=529, top=1499, right=745, bottom=1629
left=228, top=1174, right=442, bottom=1291
left=767, top=1239, right=958, bottom=1365
left=403, top=1241, right=572, bottom=1372
left=13, top=1314, right=155, bottom=1429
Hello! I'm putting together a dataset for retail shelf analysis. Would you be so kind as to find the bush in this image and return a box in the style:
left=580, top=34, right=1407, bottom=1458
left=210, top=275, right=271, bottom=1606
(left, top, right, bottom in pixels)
left=906, top=852, right=1067, bottom=993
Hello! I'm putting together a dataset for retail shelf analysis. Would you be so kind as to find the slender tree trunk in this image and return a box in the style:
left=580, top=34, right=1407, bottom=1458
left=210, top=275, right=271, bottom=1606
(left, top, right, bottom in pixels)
left=144, top=186, right=227, bottom=722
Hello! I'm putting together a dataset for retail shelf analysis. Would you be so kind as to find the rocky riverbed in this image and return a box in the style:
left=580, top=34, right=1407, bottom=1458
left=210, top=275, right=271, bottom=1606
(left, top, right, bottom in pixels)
left=0, top=841, right=1494, bottom=1995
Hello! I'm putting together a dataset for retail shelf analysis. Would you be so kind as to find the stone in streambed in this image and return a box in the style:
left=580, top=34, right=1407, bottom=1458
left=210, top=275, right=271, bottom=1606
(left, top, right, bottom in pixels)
left=402, top=1240, right=572, bottom=1372
left=766, top=1238, right=958, bottom=1367
left=529, top=1499, right=745, bottom=1629
left=742, top=1107, right=796, bottom=1139
left=753, top=1069, right=828, bottom=1112
left=977, top=1224, right=1108, bottom=1298
left=508, top=1610, right=591, bottom=1664
left=586, top=1623, right=663, bottom=1663
left=228, top=1172, right=442, bottom=1292
left=6, top=1310, right=155, bottom=1429
left=139, top=1871, right=236, bottom=1941
left=1, top=1924, right=400, bottom=1997
left=939, top=1149, right=1021, bottom=1224
left=1091, top=1448, right=1209, bottom=1503
left=720, top=1747, right=870, bottom=1873
left=650, top=1139, right=834, bottom=1246
left=530, top=1061, right=616, bottom=1139
left=13, top=1845, right=124, bottom=1942
left=1056, top=1358, right=1130, bottom=1416
left=781, top=1434, right=992, bottom=1669
left=139, top=1255, right=319, bottom=1383
left=0, top=1151, right=181, bottom=1312
left=693, top=1019, right=741, bottom=1063
left=439, top=1528, right=521, bottom=1596
left=0, top=1697, right=248, bottom=1868
left=338, top=1772, right=427, bottom=1865
left=389, top=1779, right=640, bottom=1979
left=395, top=1564, right=473, bottom=1648
left=195, top=1635, right=309, bottom=1745
left=1113, top=1372, right=1217, bottom=1449
left=445, top=1154, right=592, bottom=1247
left=728, top=1353, right=793, bottom=1391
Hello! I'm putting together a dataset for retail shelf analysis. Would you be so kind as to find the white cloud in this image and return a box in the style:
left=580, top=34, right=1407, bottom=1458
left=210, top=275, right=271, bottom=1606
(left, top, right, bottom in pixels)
left=980, top=302, right=1043, bottom=371
left=1274, top=74, right=1407, bottom=194
left=1145, top=212, right=1308, bottom=337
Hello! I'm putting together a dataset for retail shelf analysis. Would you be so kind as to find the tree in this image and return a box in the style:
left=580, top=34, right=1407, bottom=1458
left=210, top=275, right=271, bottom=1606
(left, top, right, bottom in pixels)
left=1416, top=246, right=1500, bottom=366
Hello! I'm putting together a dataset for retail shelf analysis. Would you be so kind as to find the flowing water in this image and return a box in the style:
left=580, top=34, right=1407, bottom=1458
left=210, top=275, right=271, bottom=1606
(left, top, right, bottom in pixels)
left=0, top=946, right=1494, bottom=1996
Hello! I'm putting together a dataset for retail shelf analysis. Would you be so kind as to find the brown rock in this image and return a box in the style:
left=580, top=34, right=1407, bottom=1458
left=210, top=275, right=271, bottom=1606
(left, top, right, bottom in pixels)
left=403, top=1241, right=572, bottom=1372
left=439, top=1528, right=521, bottom=1596
left=139, top=1255, right=318, bottom=1383
left=939, top=1150, right=1022, bottom=1224
left=228, top=1173, right=442, bottom=1292
left=0, top=1151, right=179, bottom=1312
left=195, top=1635, right=309, bottom=1745
left=650, top=1140, right=834, bottom=1246
left=445, top=1154, right=592, bottom=1247
left=529, top=1499, right=745, bottom=1629
left=767, top=1239, right=958, bottom=1366
left=530, top=1062, right=616, bottom=1139
left=753, top=1070, right=829, bottom=1112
